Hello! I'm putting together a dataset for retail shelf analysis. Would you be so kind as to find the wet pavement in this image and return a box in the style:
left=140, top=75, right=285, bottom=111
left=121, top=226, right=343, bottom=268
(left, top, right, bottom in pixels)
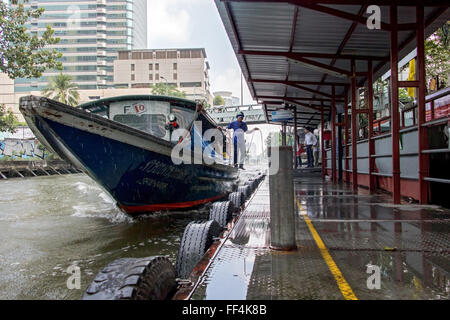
left=190, top=172, right=450, bottom=300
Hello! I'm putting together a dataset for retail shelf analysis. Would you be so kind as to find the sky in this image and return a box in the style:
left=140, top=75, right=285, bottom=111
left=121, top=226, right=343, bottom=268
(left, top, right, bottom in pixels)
left=146, top=0, right=255, bottom=105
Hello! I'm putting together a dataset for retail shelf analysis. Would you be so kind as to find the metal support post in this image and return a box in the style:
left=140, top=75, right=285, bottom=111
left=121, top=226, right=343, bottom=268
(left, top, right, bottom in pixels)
left=368, top=60, right=376, bottom=191
left=390, top=5, right=401, bottom=204
left=331, top=86, right=337, bottom=183
left=321, top=107, right=326, bottom=180
left=344, top=88, right=349, bottom=183
left=416, top=6, right=429, bottom=204
left=351, top=59, right=358, bottom=191
left=293, top=106, right=298, bottom=169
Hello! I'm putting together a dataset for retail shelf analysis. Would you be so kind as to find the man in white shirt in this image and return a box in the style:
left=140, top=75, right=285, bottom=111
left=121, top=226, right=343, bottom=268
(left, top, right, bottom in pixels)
left=304, top=127, right=317, bottom=168
left=313, top=129, right=320, bottom=167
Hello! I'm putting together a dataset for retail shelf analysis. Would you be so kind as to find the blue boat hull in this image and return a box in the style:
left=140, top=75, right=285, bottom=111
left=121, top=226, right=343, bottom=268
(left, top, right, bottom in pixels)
left=20, top=96, right=238, bottom=216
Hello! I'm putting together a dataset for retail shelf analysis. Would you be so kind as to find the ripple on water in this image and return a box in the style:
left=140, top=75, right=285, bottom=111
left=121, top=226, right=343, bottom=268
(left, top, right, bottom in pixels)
left=71, top=203, right=133, bottom=224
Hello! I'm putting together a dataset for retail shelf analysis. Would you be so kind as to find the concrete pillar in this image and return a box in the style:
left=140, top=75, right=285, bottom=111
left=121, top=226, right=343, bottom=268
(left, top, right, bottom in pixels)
left=269, top=146, right=297, bottom=251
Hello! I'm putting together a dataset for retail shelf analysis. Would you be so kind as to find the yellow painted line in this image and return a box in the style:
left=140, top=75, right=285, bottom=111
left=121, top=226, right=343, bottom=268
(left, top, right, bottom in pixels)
left=296, top=198, right=358, bottom=300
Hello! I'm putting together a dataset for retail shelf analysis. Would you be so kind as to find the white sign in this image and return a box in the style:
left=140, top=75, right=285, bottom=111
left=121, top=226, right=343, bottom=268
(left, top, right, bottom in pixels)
left=271, top=110, right=293, bottom=122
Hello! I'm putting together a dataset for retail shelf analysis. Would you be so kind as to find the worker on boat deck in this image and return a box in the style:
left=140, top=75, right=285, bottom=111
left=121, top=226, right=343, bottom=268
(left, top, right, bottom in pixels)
left=225, top=112, right=259, bottom=170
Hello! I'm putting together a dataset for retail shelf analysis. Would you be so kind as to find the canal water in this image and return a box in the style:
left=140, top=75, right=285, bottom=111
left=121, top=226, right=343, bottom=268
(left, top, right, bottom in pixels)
left=0, top=173, right=210, bottom=300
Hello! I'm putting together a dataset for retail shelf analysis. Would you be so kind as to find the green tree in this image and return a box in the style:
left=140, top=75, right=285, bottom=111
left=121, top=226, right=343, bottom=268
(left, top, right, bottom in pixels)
left=425, top=22, right=450, bottom=90
left=42, top=73, right=80, bottom=106
left=213, top=95, right=225, bottom=106
left=0, top=0, right=62, bottom=79
left=0, top=104, right=17, bottom=133
left=150, top=82, right=186, bottom=98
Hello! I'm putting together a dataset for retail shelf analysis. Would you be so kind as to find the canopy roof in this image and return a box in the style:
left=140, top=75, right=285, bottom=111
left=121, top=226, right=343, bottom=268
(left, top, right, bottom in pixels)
left=215, top=0, right=449, bottom=127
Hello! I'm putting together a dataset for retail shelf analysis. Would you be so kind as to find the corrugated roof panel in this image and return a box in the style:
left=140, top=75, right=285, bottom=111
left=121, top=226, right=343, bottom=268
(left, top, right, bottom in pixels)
left=215, top=0, right=450, bottom=127
left=232, top=2, right=295, bottom=52
left=293, top=7, right=355, bottom=53
left=343, top=25, right=390, bottom=57
left=286, top=87, right=314, bottom=99
left=253, top=82, right=285, bottom=97
left=246, top=55, right=288, bottom=79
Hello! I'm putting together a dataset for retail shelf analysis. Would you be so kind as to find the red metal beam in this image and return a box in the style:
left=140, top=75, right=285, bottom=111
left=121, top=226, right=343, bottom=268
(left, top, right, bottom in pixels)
left=321, top=107, right=325, bottom=180
left=398, top=80, right=420, bottom=87
left=315, top=5, right=367, bottom=103
left=223, top=0, right=433, bottom=29
left=263, top=101, right=328, bottom=112
left=287, top=56, right=352, bottom=77
left=297, top=3, right=392, bottom=31
left=221, top=0, right=449, bottom=6
left=283, top=98, right=324, bottom=112
left=238, top=50, right=352, bottom=77
left=252, top=79, right=348, bottom=86
left=390, top=5, right=401, bottom=204
left=344, top=88, right=350, bottom=183
left=289, top=6, right=299, bottom=53
left=331, top=86, right=337, bottom=183
left=371, top=7, right=447, bottom=82
left=284, top=6, right=299, bottom=101
left=416, top=6, right=429, bottom=204
left=254, top=79, right=338, bottom=99
left=257, top=95, right=343, bottom=102
left=291, top=102, right=329, bottom=110
left=367, top=60, right=376, bottom=192
left=239, top=49, right=386, bottom=61
left=351, top=60, right=358, bottom=191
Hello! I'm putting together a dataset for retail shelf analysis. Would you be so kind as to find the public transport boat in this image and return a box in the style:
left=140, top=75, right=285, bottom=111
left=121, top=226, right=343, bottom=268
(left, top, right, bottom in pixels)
left=19, top=95, right=238, bottom=216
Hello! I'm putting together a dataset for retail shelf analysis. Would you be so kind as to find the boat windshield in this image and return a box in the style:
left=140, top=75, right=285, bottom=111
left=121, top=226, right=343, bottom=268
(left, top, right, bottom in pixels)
left=108, top=99, right=195, bottom=141
left=113, top=114, right=167, bottom=138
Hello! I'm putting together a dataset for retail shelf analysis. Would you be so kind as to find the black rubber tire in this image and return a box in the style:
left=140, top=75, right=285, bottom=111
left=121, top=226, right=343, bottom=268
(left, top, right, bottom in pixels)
left=175, top=220, right=222, bottom=279
left=238, top=185, right=251, bottom=199
left=82, top=256, right=176, bottom=300
left=244, top=180, right=255, bottom=192
left=209, top=201, right=235, bottom=227
left=229, top=191, right=243, bottom=209
left=244, top=181, right=253, bottom=192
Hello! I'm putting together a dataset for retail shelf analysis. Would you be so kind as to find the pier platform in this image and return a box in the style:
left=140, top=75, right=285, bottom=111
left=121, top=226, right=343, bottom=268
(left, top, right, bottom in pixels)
left=187, top=171, right=449, bottom=300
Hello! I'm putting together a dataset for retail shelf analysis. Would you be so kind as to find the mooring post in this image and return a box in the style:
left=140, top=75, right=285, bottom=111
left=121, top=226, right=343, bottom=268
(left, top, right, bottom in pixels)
left=269, top=146, right=297, bottom=251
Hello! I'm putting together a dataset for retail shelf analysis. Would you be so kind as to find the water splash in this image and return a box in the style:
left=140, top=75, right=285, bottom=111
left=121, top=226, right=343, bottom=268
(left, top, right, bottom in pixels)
left=71, top=203, right=133, bottom=224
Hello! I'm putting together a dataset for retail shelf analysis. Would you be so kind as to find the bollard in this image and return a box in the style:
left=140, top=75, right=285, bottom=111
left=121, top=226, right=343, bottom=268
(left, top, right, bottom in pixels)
left=269, top=146, right=297, bottom=251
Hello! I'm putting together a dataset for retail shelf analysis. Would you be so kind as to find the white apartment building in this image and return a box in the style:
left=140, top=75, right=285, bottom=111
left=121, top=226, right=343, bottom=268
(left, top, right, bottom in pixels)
left=213, top=91, right=240, bottom=106
left=14, top=0, right=147, bottom=93
left=0, top=73, right=15, bottom=110
left=113, top=48, right=213, bottom=105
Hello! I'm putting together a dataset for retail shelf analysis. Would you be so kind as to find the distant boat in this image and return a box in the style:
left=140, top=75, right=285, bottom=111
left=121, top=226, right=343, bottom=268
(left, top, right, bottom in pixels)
left=19, top=95, right=238, bottom=216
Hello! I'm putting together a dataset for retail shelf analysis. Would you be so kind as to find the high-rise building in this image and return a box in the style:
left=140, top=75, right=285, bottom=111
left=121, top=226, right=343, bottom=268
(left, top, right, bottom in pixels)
left=14, top=0, right=147, bottom=93
left=133, top=0, right=147, bottom=50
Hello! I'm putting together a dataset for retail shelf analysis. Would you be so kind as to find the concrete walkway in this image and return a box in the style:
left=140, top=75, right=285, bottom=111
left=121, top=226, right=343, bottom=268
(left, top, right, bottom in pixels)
left=190, top=171, right=449, bottom=300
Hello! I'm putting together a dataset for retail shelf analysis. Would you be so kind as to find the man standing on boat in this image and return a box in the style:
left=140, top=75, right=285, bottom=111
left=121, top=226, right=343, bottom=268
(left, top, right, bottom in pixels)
left=225, top=112, right=259, bottom=170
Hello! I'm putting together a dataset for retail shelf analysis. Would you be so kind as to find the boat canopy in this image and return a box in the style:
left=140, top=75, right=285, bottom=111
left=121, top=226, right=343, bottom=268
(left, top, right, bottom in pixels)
left=78, top=95, right=198, bottom=114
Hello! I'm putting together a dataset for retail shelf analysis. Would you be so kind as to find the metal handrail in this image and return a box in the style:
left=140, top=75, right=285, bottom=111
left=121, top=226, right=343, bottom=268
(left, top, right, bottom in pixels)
left=424, top=177, right=450, bottom=184
left=421, top=148, right=450, bottom=154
